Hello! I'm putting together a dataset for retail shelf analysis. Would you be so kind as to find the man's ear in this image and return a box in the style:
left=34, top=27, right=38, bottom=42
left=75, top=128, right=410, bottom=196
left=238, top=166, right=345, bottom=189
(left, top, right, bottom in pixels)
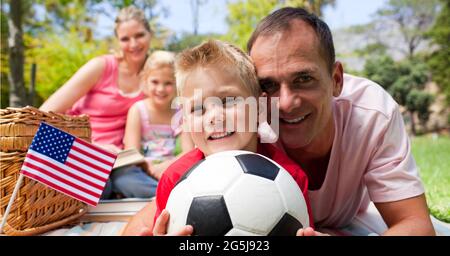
left=332, top=61, right=344, bottom=97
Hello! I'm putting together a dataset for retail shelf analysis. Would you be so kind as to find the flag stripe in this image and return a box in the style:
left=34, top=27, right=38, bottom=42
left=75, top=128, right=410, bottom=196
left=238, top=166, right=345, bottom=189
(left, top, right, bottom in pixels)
left=26, top=153, right=104, bottom=191
left=71, top=144, right=116, bottom=167
left=28, top=149, right=107, bottom=184
left=21, top=168, right=98, bottom=206
left=68, top=153, right=111, bottom=175
left=22, top=162, right=102, bottom=198
left=70, top=149, right=112, bottom=171
left=74, top=138, right=116, bottom=160
left=65, top=158, right=110, bottom=181
left=20, top=123, right=117, bottom=207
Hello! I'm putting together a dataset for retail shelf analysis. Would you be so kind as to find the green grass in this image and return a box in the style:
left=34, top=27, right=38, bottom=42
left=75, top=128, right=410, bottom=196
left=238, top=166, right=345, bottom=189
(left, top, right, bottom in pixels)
left=411, top=135, right=450, bottom=223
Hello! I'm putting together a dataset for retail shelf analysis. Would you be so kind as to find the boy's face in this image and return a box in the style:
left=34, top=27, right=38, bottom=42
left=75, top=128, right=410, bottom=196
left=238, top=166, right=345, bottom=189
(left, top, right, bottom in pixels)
left=182, top=66, right=258, bottom=156
left=144, top=67, right=176, bottom=108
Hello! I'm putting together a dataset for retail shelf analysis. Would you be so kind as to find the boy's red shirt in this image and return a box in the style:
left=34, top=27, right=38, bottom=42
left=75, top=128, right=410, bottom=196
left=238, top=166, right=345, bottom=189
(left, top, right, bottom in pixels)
left=153, top=142, right=314, bottom=229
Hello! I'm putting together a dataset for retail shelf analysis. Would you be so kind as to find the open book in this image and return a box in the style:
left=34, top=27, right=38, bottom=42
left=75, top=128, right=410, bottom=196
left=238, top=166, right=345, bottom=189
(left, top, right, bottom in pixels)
left=113, top=148, right=145, bottom=170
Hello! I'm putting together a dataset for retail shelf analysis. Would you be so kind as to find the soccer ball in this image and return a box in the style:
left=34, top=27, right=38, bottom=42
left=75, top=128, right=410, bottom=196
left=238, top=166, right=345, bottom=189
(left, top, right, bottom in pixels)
left=165, top=150, right=310, bottom=236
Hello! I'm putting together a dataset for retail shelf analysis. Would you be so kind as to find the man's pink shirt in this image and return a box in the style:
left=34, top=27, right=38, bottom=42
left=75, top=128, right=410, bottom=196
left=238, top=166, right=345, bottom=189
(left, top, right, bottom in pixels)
left=276, top=74, right=424, bottom=228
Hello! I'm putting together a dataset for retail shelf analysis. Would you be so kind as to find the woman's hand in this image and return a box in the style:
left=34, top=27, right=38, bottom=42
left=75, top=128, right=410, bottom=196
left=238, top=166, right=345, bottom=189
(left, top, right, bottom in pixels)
left=94, top=143, right=122, bottom=154
left=153, top=209, right=194, bottom=236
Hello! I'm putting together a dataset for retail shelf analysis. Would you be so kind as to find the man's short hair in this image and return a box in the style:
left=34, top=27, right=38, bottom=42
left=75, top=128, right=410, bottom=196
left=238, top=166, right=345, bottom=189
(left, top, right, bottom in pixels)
left=175, top=39, right=261, bottom=97
left=247, top=7, right=335, bottom=72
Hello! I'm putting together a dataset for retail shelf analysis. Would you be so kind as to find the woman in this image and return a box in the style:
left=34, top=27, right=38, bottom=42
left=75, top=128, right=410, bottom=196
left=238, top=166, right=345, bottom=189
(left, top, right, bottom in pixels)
left=40, top=6, right=151, bottom=154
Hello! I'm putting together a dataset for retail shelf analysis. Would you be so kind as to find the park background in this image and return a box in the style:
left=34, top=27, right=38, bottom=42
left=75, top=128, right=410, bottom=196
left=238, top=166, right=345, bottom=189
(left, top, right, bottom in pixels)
left=1, top=0, right=449, bottom=223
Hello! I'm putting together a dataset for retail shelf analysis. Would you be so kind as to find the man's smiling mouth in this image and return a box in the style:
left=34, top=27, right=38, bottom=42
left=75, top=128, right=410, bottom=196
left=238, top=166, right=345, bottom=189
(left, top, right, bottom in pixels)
left=281, top=114, right=310, bottom=124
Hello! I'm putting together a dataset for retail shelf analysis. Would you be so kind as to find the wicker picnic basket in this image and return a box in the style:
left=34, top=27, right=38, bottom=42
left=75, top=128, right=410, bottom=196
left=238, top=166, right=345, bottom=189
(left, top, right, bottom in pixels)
left=0, top=106, right=91, bottom=236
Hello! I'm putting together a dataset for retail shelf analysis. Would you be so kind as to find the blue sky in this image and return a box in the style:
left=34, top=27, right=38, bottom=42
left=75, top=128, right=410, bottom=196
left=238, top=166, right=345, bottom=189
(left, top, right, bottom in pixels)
left=95, top=0, right=388, bottom=37
left=158, top=0, right=388, bottom=34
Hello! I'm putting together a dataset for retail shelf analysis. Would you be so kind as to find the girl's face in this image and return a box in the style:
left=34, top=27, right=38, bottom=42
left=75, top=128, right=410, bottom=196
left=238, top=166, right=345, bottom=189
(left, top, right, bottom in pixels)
left=116, top=19, right=151, bottom=64
left=182, top=67, right=258, bottom=156
left=144, top=67, right=176, bottom=108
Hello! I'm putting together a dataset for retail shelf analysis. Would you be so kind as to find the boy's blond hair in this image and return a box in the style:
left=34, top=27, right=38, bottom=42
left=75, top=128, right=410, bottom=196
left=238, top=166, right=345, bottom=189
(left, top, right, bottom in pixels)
left=175, top=40, right=261, bottom=97
left=140, top=50, right=176, bottom=81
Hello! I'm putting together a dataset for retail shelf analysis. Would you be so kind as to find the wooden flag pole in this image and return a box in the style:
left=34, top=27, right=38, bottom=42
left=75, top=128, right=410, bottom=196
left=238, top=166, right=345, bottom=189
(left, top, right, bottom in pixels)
left=0, top=174, right=25, bottom=234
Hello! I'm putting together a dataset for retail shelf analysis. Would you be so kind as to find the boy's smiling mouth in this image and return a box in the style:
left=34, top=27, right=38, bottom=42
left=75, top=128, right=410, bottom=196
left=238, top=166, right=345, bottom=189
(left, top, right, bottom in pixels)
left=208, top=131, right=235, bottom=140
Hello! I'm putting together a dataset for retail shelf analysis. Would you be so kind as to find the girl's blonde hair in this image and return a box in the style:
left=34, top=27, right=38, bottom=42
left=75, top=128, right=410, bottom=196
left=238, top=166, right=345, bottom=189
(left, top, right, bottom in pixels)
left=114, top=5, right=152, bottom=36
left=175, top=40, right=261, bottom=97
left=140, top=50, right=176, bottom=81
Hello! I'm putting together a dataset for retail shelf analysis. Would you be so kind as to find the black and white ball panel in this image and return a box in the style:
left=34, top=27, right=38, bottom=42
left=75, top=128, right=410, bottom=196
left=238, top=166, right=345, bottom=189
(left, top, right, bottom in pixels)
left=186, top=156, right=243, bottom=196
left=186, top=195, right=233, bottom=236
left=165, top=150, right=310, bottom=236
left=223, top=173, right=285, bottom=235
left=165, top=181, right=193, bottom=234
left=175, top=159, right=205, bottom=186
left=268, top=212, right=303, bottom=236
left=274, top=167, right=310, bottom=227
left=235, top=153, right=279, bottom=181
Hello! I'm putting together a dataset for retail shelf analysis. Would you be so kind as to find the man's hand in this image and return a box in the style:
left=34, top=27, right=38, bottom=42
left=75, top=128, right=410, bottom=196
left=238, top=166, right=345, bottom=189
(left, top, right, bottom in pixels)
left=296, top=227, right=330, bottom=236
left=153, top=209, right=194, bottom=236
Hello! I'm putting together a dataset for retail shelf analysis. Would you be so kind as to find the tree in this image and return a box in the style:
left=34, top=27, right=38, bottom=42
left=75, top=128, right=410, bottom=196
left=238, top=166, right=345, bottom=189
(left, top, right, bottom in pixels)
left=7, top=0, right=27, bottom=107
left=190, top=0, right=207, bottom=35
left=224, top=0, right=335, bottom=49
left=406, top=89, right=434, bottom=127
left=283, top=0, right=335, bottom=17
left=363, top=55, right=434, bottom=135
left=376, top=0, right=440, bottom=59
left=389, top=59, right=432, bottom=135
left=166, top=32, right=219, bottom=53
left=28, top=32, right=110, bottom=104
left=362, top=54, right=397, bottom=90
left=1, top=7, right=10, bottom=108
left=426, top=0, right=450, bottom=104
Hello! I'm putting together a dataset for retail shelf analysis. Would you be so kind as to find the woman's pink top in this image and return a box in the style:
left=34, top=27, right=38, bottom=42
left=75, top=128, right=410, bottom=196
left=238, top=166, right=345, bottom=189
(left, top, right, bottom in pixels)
left=67, top=55, right=145, bottom=149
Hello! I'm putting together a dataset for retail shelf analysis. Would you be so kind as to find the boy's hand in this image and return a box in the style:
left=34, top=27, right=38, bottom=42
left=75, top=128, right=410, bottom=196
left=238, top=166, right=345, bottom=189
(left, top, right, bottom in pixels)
left=296, top=227, right=330, bottom=236
left=153, top=209, right=194, bottom=236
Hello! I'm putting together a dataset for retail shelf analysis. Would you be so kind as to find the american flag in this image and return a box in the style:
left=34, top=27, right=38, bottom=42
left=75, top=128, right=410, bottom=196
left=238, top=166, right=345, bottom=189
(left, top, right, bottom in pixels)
left=20, top=122, right=117, bottom=206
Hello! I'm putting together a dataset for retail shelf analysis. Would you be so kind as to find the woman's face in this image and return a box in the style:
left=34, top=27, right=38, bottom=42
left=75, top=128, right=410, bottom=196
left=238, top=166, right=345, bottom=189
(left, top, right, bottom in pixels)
left=116, top=19, right=151, bottom=64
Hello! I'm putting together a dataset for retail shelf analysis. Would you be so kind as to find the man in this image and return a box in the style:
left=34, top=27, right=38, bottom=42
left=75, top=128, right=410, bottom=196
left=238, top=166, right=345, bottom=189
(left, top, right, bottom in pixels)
left=247, top=7, right=434, bottom=235
left=123, top=7, right=435, bottom=236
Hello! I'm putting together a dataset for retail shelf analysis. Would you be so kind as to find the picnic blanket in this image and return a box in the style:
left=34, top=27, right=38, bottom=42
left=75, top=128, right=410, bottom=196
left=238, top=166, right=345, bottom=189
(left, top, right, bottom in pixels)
left=42, top=202, right=449, bottom=236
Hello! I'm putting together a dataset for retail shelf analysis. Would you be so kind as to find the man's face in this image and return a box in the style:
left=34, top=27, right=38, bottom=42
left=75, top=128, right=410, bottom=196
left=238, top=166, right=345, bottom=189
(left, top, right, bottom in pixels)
left=250, top=20, right=342, bottom=151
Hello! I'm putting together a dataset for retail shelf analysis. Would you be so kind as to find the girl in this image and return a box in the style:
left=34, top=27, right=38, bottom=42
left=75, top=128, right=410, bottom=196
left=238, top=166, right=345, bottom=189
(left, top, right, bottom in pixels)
left=111, top=51, right=193, bottom=198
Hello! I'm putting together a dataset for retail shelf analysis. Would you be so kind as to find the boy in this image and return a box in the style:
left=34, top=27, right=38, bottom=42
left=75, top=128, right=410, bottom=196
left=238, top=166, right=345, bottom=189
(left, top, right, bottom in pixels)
left=151, top=40, right=314, bottom=235
left=154, top=40, right=313, bottom=235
